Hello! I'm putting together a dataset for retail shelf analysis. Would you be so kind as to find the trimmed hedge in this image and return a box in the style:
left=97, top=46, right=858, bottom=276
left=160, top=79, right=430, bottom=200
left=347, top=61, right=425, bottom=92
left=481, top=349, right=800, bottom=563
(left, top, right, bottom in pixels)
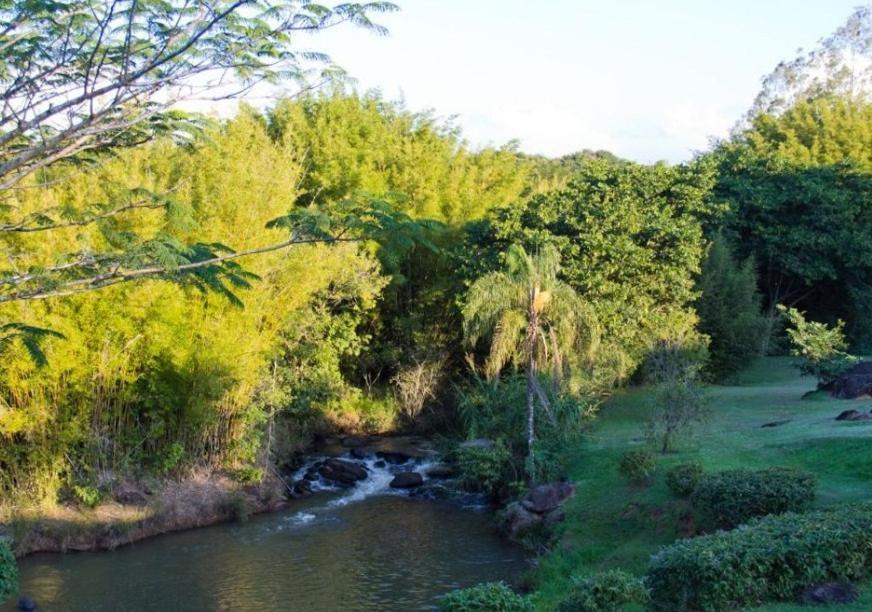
left=646, top=503, right=872, bottom=611
left=690, top=467, right=815, bottom=528
left=665, top=462, right=703, bottom=497
left=0, top=539, right=17, bottom=604
left=557, top=570, right=648, bottom=612
left=438, top=582, right=532, bottom=612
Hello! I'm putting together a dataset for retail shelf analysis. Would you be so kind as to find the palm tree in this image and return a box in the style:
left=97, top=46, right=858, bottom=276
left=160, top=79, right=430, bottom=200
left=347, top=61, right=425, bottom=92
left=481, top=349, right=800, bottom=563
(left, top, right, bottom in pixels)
left=462, top=244, right=598, bottom=481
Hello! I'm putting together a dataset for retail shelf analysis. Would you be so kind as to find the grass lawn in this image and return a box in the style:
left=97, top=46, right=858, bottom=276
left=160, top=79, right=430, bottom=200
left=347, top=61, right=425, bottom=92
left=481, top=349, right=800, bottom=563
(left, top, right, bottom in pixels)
left=532, top=357, right=872, bottom=611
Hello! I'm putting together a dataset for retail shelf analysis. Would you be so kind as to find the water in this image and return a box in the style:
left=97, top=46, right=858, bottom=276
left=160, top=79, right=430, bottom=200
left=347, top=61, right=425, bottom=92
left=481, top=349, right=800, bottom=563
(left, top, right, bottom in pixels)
left=5, top=449, right=529, bottom=611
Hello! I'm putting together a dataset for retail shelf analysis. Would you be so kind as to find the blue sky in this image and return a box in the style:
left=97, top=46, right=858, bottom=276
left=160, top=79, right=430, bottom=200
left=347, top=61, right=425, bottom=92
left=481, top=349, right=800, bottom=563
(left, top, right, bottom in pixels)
left=309, top=0, right=861, bottom=163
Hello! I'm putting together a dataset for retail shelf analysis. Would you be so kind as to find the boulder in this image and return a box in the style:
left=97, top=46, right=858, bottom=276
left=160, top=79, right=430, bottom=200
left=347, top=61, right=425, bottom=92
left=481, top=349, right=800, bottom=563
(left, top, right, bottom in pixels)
left=797, top=583, right=858, bottom=605
left=374, top=460, right=387, bottom=469
left=389, top=472, right=423, bottom=488
left=318, top=458, right=368, bottom=485
left=17, top=597, right=36, bottom=611
left=542, top=507, right=566, bottom=526
left=376, top=451, right=412, bottom=465
left=290, top=479, right=312, bottom=497
left=425, top=464, right=456, bottom=479
left=501, top=501, right=542, bottom=536
left=835, top=409, right=872, bottom=422
left=350, top=447, right=371, bottom=460
left=521, top=482, right=575, bottom=513
left=830, top=362, right=872, bottom=399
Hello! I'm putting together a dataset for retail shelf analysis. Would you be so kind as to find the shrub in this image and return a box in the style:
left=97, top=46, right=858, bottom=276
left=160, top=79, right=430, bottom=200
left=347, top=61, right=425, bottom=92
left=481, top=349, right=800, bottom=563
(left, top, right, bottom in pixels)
left=780, top=306, right=858, bottom=386
left=557, top=570, right=649, bottom=612
left=646, top=503, right=872, bottom=611
left=618, top=450, right=656, bottom=484
left=454, top=440, right=516, bottom=496
left=665, top=462, right=704, bottom=497
left=220, top=492, right=249, bottom=523
left=438, top=582, right=531, bottom=612
left=690, top=467, right=815, bottom=529
left=71, top=484, right=102, bottom=508
left=391, top=357, right=446, bottom=424
left=0, top=539, right=17, bottom=604
left=229, top=466, right=264, bottom=485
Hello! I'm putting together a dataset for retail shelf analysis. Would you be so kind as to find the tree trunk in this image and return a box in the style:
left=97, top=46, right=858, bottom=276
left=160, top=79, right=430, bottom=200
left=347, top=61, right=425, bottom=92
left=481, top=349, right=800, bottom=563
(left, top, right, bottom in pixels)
left=525, top=360, right=536, bottom=485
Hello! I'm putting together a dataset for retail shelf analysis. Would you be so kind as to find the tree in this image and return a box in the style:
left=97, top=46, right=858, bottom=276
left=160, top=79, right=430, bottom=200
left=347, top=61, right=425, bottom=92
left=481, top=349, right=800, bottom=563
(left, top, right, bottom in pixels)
left=714, top=99, right=872, bottom=350
left=462, top=244, right=597, bottom=481
left=746, top=6, right=870, bottom=120
left=465, top=158, right=716, bottom=380
left=0, top=1, right=398, bottom=306
left=695, top=235, right=767, bottom=378
left=644, top=338, right=708, bottom=454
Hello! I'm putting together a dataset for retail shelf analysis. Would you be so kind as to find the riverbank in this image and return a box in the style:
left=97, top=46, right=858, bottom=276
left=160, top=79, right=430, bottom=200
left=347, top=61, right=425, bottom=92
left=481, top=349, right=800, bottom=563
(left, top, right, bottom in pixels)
left=2, top=469, right=287, bottom=557
left=1, top=434, right=452, bottom=558
left=530, top=357, right=872, bottom=610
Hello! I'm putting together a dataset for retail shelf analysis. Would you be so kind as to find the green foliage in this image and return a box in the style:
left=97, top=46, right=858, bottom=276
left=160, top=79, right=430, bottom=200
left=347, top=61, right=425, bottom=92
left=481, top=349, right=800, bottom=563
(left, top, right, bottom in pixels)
left=463, top=243, right=598, bottom=481
left=695, top=235, right=767, bottom=380
left=229, top=467, right=264, bottom=485
left=467, top=158, right=716, bottom=379
left=71, top=484, right=103, bottom=509
left=618, top=450, right=656, bottom=484
left=0, top=323, right=64, bottom=367
left=690, top=467, right=816, bottom=529
left=644, top=338, right=709, bottom=454
left=780, top=306, right=858, bottom=385
left=438, top=582, right=532, bottom=612
left=646, top=503, right=872, bottom=611
left=556, top=570, right=648, bottom=612
left=715, top=97, right=872, bottom=349
left=220, top=492, right=250, bottom=523
left=665, top=462, right=704, bottom=498
left=0, top=539, right=18, bottom=605
left=454, top=441, right=516, bottom=496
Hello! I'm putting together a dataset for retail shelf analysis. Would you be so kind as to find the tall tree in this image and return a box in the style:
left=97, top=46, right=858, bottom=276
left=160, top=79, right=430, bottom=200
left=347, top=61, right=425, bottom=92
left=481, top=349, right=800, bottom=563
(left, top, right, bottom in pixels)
left=746, top=5, right=870, bottom=119
left=462, top=244, right=597, bottom=481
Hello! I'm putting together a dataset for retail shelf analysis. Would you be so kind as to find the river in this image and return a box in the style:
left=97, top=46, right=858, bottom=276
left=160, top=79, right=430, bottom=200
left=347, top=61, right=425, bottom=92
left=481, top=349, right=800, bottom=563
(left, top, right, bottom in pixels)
left=5, top=447, right=529, bottom=611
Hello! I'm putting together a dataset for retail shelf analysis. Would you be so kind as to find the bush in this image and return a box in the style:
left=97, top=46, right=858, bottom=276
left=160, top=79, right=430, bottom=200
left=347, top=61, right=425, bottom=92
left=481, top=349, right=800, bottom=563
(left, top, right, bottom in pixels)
left=665, top=462, right=704, bottom=497
left=438, top=582, right=531, bottom=612
left=228, top=466, right=264, bottom=485
left=454, top=440, right=516, bottom=496
left=618, top=450, right=656, bottom=484
left=646, top=503, right=872, bottom=611
left=0, top=539, right=17, bottom=604
left=557, top=570, right=649, bottom=612
left=780, top=306, right=858, bottom=386
left=71, top=483, right=102, bottom=508
left=220, top=492, right=250, bottom=523
left=691, top=467, right=815, bottom=529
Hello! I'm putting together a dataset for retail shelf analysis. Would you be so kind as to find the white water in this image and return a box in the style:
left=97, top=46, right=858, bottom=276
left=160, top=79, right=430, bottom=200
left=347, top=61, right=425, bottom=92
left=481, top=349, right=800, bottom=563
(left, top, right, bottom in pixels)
left=285, top=452, right=443, bottom=524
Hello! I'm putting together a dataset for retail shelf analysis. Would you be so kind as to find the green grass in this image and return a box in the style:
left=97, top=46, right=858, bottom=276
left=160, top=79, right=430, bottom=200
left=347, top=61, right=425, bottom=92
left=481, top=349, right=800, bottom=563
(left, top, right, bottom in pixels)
left=532, top=357, right=872, bottom=611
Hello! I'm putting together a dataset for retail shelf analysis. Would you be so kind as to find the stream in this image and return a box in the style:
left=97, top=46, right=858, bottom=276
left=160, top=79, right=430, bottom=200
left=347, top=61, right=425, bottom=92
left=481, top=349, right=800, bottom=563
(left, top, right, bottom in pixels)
left=4, top=438, right=529, bottom=611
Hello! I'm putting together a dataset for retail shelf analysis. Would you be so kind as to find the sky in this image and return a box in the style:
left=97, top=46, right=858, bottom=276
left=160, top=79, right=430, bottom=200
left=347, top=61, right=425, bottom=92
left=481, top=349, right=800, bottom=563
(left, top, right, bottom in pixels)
left=296, top=0, right=861, bottom=163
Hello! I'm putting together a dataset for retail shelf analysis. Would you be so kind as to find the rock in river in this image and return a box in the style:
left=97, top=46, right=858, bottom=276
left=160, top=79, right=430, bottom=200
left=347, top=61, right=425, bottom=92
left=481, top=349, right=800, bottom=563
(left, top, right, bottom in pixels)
left=389, top=472, right=423, bottom=488
left=318, top=458, right=368, bottom=485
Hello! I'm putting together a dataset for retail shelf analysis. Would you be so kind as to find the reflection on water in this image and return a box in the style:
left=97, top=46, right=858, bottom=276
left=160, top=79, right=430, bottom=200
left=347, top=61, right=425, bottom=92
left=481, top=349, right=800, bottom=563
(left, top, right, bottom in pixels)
left=6, top=494, right=529, bottom=611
